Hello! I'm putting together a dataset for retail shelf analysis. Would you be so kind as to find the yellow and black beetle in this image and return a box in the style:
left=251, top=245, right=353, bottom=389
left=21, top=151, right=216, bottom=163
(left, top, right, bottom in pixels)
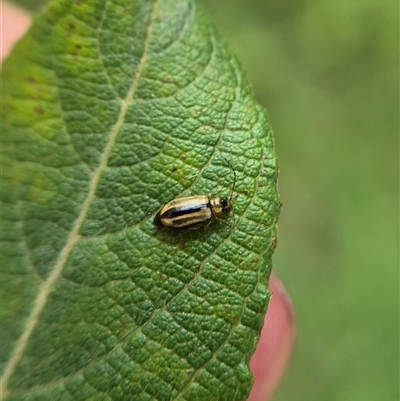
left=153, top=159, right=236, bottom=229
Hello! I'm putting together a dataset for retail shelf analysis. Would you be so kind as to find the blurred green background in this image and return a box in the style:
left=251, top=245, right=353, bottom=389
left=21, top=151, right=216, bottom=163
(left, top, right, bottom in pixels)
left=10, top=0, right=400, bottom=400
left=202, top=2, right=399, bottom=400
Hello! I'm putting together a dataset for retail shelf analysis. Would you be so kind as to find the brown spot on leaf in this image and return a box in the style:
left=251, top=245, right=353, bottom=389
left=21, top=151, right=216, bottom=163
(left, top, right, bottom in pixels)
left=34, top=107, right=44, bottom=116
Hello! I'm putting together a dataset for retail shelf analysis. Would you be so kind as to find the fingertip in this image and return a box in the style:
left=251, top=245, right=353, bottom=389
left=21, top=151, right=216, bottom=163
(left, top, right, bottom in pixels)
left=1, top=1, right=31, bottom=62
left=248, top=272, right=296, bottom=401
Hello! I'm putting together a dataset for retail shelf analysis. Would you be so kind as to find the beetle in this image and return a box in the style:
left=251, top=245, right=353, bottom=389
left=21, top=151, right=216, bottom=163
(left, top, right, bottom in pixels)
left=153, top=159, right=236, bottom=229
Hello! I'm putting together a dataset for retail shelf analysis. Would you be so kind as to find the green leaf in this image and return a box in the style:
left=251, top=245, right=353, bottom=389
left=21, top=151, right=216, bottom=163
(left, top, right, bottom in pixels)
left=1, top=0, right=280, bottom=400
left=11, top=0, right=49, bottom=12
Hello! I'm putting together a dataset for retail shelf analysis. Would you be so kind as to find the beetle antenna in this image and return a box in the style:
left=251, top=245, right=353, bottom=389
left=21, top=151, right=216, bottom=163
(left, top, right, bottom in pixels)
left=223, top=157, right=236, bottom=201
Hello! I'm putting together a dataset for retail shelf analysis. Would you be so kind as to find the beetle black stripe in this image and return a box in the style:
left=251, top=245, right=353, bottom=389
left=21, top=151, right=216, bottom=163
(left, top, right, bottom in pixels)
left=161, top=203, right=210, bottom=220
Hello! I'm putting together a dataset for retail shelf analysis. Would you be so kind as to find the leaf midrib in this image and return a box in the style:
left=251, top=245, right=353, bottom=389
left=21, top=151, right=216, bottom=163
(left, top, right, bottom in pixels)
left=0, top=1, right=159, bottom=397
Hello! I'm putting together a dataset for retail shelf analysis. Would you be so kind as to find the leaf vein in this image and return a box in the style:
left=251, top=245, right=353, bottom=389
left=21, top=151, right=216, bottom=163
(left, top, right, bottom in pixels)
left=96, top=0, right=121, bottom=100
left=0, top=0, right=160, bottom=397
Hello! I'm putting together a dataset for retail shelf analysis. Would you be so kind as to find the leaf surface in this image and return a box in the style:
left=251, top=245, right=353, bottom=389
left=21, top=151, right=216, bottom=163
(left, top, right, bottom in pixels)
left=1, top=0, right=280, bottom=399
